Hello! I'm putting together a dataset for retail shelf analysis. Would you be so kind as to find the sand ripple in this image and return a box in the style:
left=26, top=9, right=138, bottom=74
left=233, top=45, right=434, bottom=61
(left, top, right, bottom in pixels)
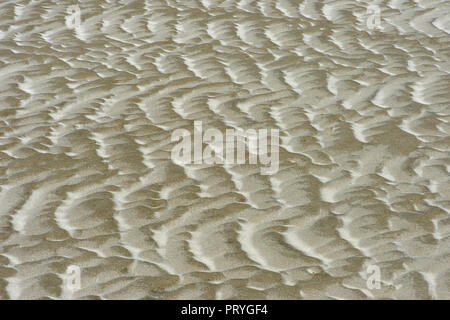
left=0, top=0, right=449, bottom=299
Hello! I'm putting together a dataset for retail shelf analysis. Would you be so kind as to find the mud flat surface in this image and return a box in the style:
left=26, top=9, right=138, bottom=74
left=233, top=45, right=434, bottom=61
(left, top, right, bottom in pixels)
left=0, top=0, right=449, bottom=299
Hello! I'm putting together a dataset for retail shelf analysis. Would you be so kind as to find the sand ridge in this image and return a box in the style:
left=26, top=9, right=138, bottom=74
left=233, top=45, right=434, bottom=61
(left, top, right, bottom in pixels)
left=0, top=0, right=449, bottom=299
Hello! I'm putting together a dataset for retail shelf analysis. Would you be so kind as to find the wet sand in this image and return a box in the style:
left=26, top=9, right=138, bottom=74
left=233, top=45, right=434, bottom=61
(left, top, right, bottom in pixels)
left=0, top=0, right=449, bottom=299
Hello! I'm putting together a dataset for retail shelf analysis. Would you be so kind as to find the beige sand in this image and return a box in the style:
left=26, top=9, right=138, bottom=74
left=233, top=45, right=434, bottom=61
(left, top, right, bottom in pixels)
left=0, top=0, right=449, bottom=299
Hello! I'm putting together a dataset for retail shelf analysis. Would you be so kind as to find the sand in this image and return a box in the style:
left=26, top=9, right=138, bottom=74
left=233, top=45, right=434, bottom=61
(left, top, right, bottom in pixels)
left=0, top=0, right=449, bottom=299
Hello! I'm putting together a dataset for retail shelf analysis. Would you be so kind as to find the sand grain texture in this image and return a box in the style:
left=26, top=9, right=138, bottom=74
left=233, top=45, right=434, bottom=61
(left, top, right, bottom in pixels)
left=0, top=0, right=449, bottom=299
